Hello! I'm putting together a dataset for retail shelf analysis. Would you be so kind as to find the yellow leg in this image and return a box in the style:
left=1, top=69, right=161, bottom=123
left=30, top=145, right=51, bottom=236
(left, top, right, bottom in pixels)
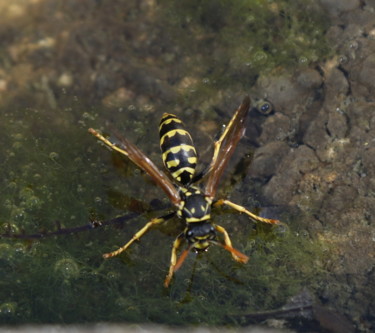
left=214, top=199, right=284, bottom=225
left=164, top=234, right=184, bottom=288
left=89, top=128, right=130, bottom=158
left=214, top=224, right=248, bottom=263
left=103, top=214, right=174, bottom=259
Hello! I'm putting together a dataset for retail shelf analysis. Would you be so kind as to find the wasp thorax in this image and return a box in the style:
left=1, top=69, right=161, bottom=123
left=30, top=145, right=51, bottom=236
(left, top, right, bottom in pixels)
left=179, top=190, right=211, bottom=222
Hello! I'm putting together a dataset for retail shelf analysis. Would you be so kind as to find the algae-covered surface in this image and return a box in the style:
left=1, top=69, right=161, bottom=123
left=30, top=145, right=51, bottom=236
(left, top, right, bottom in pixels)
left=1, top=0, right=373, bottom=332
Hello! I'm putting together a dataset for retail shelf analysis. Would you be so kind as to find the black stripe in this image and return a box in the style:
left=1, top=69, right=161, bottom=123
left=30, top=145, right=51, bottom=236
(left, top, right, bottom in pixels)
left=160, top=132, right=193, bottom=152
left=159, top=119, right=185, bottom=138
left=160, top=114, right=176, bottom=123
left=164, top=148, right=196, bottom=162
left=178, top=171, right=193, bottom=185
left=167, top=158, right=197, bottom=171
left=168, top=163, right=197, bottom=173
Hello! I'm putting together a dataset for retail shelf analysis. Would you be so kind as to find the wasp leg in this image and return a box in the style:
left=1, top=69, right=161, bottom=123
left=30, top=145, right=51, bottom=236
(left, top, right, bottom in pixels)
left=89, top=128, right=129, bottom=157
left=103, top=212, right=175, bottom=259
left=164, top=233, right=185, bottom=288
left=214, top=224, right=248, bottom=263
left=214, top=199, right=284, bottom=225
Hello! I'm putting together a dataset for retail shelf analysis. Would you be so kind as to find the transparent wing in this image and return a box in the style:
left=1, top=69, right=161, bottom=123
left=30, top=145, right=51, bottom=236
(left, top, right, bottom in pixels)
left=89, top=128, right=181, bottom=206
left=205, top=96, right=250, bottom=198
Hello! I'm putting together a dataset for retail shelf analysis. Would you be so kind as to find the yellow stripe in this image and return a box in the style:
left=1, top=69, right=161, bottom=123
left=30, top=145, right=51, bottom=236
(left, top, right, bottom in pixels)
left=194, top=242, right=210, bottom=249
left=166, top=159, right=180, bottom=168
left=161, top=117, right=182, bottom=126
left=159, top=115, right=182, bottom=131
left=161, top=113, right=177, bottom=119
left=185, top=215, right=211, bottom=223
left=163, top=144, right=196, bottom=156
left=188, top=157, right=197, bottom=163
left=172, top=167, right=195, bottom=178
left=160, top=129, right=188, bottom=145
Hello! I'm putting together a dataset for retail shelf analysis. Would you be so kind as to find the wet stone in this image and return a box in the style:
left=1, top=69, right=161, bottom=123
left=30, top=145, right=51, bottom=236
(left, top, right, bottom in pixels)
left=347, top=101, right=374, bottom=131
left=248, top=141, right=289, bottom=180
left=258, top=113, right=292, bottom=145
left=262, top=145, right=320, bottom=206
left=326, top=108, right=349, bottom=139
left=327, top=186, right=360, bottom=214
left=324, top=67, right=349, bottom=98
left=347, top=38, right=375, bottom=98
left=358, top=54, right=375, bottom=94
left=362, top=146, right=375, bottom=178
left=254, top=73, right=311, bottom=116
left=319, top=0, right=360, bottom=17
left=303, top=109, right=330, bottom=150
left=296, top=69, right=323, bottom=89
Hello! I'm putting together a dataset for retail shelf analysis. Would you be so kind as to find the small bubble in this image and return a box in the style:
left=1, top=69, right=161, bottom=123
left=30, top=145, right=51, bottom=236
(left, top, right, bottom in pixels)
left=128, top=105, right=136, bottom=111
left=77, top=184, right=84, bottom=192
left=12, top=142, right=22, bottom=149
left=336, top=108, right=344, bottom=114
left=253, top=51, right=268, bottom=63
left=246, top=15, right=255, bottom=24
left=298, top=56, right=308, bottom=65
left=4, top=199, right=12, bottom=209
left=13, top=133, right=23, bottom=140
left=94, top=196, right=102, bottom=204
left=13, top=242, right=27, bottom=254
left=107, top=271, right=120, bottom=280
left=54, top=258, right=80, bottom=280
left=0, top=302, right=17, bottom=316
left=349, top=40, right=359, bottom=50
left=0, top=243, right=12, bottom=259
left=8, top=181, right=17, bottom=190
left=0, top=223, right=20, bottom=235
left=115, top=297, right=133, bottom=309
left=19, top=187, right=34, bottom=200
left=143, top=104, right=154, bottom=112
left=339, top=55, right=348, bottom=64
left=49, top=152, right=59, bottom=160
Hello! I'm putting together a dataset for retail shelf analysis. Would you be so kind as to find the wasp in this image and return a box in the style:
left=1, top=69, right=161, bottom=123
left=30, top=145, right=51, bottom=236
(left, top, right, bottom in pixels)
left=89, top=96, right=282, bottom=287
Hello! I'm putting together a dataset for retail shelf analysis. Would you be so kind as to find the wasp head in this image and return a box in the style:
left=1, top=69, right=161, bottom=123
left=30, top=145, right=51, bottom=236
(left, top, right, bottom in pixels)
left=185, top=222, right=216, bottom=251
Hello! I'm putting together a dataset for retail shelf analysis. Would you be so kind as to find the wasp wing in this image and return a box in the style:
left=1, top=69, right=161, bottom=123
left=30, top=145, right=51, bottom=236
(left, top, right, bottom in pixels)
left=205, top=96, right=250, bottom=198
left=89, top=128, right=181, bottom=206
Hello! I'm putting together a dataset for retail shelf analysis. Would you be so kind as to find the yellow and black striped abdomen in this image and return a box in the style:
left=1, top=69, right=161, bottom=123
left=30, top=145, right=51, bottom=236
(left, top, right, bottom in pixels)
left=159, top=113, right=197, bottom=185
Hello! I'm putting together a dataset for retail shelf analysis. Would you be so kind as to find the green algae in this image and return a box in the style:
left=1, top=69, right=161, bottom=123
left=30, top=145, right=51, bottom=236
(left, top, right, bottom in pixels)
left=159, top=0, right=331, bottom=105
left=0, top=0, right=332, bottom=327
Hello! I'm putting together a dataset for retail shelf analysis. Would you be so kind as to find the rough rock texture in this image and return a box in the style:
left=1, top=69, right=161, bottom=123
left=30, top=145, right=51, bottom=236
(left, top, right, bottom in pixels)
left=247, top=2, right=375, bottom=331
